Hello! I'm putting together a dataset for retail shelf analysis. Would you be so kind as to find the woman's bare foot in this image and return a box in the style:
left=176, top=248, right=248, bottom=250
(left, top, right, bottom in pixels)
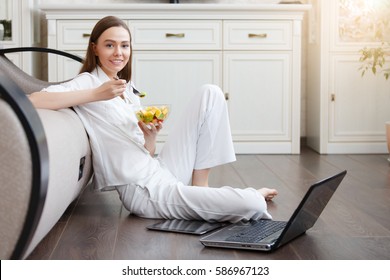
left=258, top=188, right=278, bottom=201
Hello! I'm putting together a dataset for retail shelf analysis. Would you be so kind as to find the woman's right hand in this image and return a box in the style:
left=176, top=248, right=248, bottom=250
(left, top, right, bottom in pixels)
left=94, top=79, right=127, bottom=101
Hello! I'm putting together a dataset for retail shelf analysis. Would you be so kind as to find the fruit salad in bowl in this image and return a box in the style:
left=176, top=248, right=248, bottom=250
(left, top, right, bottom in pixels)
left=135, top=105, right=170, bottom=125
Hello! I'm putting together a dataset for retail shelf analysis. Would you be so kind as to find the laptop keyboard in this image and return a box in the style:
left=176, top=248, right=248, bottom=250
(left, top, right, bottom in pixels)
left=226, top=220, right=287, bottom=243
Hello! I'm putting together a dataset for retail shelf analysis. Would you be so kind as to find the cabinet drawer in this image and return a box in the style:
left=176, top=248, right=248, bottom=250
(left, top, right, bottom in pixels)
left=224, top=21, right=292, bottom=50
left=57, top=20, right=98, bottom=50
left=130, top=20, right=222, bottom=50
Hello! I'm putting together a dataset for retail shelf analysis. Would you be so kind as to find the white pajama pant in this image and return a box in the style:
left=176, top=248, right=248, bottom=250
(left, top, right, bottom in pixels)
left=116, top=84, right=271, bottom=223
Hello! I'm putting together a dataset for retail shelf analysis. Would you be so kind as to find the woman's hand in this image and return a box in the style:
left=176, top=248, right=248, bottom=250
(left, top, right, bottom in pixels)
left=94, top=79, right=127, bottom=101
left=138, top=121, right=163, bottom=156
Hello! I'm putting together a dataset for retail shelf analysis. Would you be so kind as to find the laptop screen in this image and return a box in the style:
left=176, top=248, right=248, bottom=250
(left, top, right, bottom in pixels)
left=276, top=171, right=346, bottom=247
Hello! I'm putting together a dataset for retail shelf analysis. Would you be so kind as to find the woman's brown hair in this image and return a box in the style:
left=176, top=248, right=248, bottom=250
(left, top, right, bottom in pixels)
left=79, top=16, right=133, bottom=82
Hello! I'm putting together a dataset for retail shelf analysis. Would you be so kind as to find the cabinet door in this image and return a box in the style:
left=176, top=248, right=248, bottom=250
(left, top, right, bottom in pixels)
left=132, top=51, right=221, bottom=144
left=224, top=52, right=292, bottom=153
left=329, top=54, right=390, bottom=143
left=56, top=51, right=85, bottom=81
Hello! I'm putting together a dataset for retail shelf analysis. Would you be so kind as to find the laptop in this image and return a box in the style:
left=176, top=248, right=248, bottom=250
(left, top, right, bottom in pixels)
left=200, top=170, right=347, bottom=251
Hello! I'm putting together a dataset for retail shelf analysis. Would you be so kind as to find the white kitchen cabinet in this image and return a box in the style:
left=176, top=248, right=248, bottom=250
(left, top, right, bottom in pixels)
left=0, top=0, right=35, bottom=74
left=307, top=0, right=390, bottom=154
left=129, top=19, right=222, bottom=146
left=41, top=3, right=310, bottom=154
left=223, top=19, right=299, bottom=153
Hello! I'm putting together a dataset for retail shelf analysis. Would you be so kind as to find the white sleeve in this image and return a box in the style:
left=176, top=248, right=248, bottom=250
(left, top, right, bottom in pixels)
left=41, top=73, right=99, bottom=92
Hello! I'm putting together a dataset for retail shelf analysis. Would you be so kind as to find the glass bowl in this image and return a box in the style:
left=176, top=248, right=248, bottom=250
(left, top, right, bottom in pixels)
left=135, top=104, right=170, bottom=125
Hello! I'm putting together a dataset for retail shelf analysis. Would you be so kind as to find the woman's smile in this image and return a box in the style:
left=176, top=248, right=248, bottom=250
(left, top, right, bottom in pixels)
left=110, top=59, right=124, bottom=66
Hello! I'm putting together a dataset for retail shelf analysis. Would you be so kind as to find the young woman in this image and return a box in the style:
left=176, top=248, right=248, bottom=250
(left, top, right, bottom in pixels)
left=29, top=16, right=277, bottom=223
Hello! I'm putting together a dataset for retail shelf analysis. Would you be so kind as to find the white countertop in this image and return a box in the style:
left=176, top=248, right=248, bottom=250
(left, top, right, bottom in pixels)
left=40, top=3, right=311, bottom=20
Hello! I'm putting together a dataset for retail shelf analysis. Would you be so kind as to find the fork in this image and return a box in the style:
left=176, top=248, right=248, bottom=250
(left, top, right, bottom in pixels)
left=131, top=86, right=146, bottom=98
left=113, top=76, right=146, bottom=98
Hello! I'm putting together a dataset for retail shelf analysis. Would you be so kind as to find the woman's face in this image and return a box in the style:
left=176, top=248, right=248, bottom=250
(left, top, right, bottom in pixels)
left=93, top=26, right=131, bottom=78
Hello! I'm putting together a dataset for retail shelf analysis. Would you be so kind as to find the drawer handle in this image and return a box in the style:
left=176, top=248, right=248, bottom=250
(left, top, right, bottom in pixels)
left=248, top=33, right=267, bottom=38
left=166, top=33, right=185, bottom=38
left=82, top=33, right=91, bottom=38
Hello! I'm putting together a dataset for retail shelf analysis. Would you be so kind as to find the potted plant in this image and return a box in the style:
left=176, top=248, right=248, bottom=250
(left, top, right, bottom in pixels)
left=359, top=42, right=390, bottom=80
left=359, top=42, right=390, bottom=156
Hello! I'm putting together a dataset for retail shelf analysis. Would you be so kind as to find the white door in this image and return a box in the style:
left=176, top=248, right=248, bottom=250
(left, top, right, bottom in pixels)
left=329, top=54, right=390, bottom=144
left=224, top=52, right=292, bottom=152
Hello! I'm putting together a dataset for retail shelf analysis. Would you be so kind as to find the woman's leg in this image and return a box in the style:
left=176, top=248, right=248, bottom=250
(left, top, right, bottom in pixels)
left=117, top=182, right=274, bottom=223
left=158, top=84, right=236, bottom=185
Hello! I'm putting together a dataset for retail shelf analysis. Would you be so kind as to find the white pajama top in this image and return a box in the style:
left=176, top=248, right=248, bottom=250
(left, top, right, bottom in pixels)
left=43, top=67, right=176, bottom=195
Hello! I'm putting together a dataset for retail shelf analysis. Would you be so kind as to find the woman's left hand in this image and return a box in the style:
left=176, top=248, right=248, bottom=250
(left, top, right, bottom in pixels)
left=138, top=121, right=163, bottom=156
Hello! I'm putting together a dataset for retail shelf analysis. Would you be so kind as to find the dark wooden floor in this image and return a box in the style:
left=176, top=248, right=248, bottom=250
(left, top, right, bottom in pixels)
left=27, top=147, right=390, bottom=260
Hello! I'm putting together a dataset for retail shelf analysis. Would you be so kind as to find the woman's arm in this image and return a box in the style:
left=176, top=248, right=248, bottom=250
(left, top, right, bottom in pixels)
left=29, top=79, right=127, bottom=110
left=138, top=121, right=162, bottom=156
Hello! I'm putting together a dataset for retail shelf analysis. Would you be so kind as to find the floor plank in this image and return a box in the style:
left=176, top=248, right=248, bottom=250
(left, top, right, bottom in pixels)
left=48, top=187, right=122, bottom=259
